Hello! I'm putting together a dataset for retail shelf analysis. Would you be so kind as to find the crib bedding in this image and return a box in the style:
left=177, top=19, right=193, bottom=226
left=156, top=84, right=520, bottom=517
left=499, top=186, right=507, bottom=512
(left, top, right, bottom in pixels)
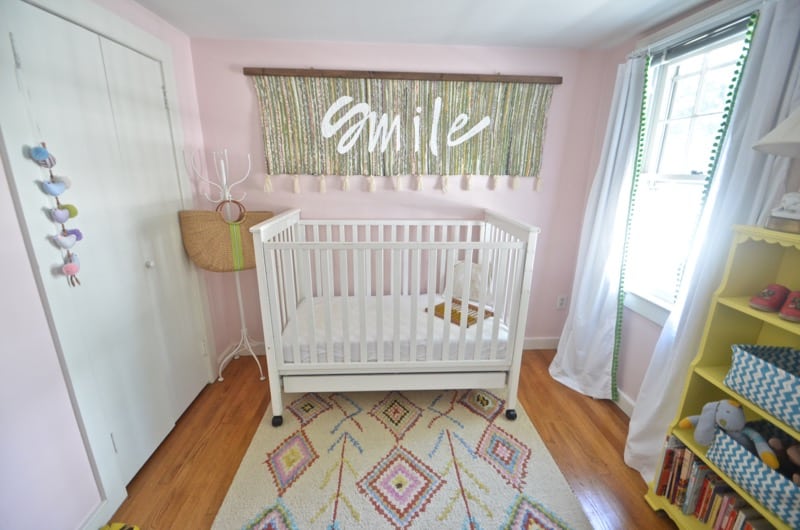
left=280, top=295, right=509, bottom=364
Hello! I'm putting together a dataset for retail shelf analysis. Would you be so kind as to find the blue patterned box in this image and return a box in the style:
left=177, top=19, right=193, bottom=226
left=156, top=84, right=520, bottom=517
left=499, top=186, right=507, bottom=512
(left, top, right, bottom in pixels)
left=724, top=344, right=800, bottom=432
left=707, top=424, right=800, bottom=529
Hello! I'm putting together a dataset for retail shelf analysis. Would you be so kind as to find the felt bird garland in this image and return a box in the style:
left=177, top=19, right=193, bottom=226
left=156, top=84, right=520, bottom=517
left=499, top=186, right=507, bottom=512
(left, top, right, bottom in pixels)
left=30, top=142, right=82, bottom=286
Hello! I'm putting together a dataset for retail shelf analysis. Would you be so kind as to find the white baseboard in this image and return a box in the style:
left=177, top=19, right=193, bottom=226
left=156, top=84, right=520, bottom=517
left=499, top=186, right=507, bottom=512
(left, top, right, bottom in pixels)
left=523, top=337, right=559, bottom=350
left=616, top=389, right=635, bottom=417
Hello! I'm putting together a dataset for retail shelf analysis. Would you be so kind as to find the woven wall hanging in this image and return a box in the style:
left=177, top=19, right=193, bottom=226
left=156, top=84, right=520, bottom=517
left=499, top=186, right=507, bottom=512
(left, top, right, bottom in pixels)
left=246, top=68, right=560, bottom=188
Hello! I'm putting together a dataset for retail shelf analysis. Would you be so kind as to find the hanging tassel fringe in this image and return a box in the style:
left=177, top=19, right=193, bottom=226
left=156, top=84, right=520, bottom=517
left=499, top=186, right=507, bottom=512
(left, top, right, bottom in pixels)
left=393, top=175, right=402, bottom=191
left=534, top=176, right=542, bottom=191
left=342, top=175, right=350, bottom=191
left=511, top=176, right=519, bottom=190
left=415, top=175, right=423, bottom=191
left=263, top=175, right=272, bottom=192
left=491, top=175, right=499, bottom=190
left=319, top=175, right=326, bottom=193
left=464, top=174, right=471, bottom=190
left=366, top=175, right=375, bottom=192
left=293, top=175, right=300, bottom=194
left=441, top=175, right=448, bottom=193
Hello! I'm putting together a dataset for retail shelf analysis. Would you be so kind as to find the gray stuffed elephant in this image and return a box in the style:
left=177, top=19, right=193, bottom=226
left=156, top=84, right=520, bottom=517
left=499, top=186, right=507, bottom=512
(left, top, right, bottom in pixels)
left=679, top=399, right=778, bottom=469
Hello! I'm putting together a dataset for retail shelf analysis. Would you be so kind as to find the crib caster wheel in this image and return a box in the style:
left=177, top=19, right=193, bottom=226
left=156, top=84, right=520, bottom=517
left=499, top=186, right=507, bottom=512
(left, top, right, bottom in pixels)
left=505, top=409, right=517, bottom=421
left=271, top=416, right=283, bottom=427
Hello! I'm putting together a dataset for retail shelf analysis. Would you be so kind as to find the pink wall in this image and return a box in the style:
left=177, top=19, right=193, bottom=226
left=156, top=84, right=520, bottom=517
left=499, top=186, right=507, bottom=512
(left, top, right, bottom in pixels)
left=619, top=308, right=664, bottom=403
left=189, top=38, right=622, bottom=356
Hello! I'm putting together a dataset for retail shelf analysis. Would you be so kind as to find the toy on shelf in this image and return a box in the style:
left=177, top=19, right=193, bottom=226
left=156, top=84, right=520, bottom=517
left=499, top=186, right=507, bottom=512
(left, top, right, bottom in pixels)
left=679, top=399, right=779, bottom=469
left=29, top=142, right=82, bottom=287
left=748, top=284, right=800, bottom=321
left=769, top=437, right=800, bottom=486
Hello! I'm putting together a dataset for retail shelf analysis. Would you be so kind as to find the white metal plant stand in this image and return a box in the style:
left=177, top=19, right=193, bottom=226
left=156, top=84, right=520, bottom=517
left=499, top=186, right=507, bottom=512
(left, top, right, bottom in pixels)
left=187, top=149, right=265, bottom=382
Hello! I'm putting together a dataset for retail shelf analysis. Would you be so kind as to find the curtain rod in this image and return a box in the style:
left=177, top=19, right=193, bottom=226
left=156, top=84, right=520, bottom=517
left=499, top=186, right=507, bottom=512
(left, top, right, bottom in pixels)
left=242, top=67, right=562, bottom=85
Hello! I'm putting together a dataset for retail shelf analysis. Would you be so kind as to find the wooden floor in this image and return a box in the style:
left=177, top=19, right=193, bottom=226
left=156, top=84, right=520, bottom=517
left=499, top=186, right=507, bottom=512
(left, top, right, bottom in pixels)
left=111, top=350, right=676, bottom=529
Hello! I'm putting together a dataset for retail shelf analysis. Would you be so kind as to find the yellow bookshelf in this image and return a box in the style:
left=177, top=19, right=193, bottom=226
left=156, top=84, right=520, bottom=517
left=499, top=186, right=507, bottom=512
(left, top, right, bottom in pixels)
left=647, top=225, right=800, bottom=530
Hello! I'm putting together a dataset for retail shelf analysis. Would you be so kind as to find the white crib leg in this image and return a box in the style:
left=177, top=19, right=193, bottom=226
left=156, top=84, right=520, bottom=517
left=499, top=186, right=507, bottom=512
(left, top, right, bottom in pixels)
left=270, top=392, right=284, bottom=427
left=505, top=361, right=522, bottom=421
left=266, top=348, right=284, bottom=427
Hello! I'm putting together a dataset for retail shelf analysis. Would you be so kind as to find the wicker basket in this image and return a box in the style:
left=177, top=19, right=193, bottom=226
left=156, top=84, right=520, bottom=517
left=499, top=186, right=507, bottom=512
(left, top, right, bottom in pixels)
left=178, top=201, right=272, bottom=272
left=724, top=344, right=800, bottom=432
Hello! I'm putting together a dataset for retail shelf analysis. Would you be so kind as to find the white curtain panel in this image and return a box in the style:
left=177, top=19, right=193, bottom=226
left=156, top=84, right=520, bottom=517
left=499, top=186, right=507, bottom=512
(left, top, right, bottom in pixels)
left=624, top=0, right=800, bottom=483
left=549, top=57, right=645, bottom=399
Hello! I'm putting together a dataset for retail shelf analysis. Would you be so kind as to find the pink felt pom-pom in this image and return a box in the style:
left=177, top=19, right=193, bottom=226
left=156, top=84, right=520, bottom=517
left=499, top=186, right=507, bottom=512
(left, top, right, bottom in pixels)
left=62, top=262, right=80, bottom=275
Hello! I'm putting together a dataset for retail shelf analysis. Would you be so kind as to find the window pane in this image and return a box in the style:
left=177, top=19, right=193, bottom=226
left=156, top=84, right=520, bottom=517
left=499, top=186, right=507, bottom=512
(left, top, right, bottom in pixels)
left=687, top=115, right=724, bottom=171
left=626, top=179, right=706, bottom=304
left=669, top=72, right=700, bottom=119
left=658, top=119, right=690, bottom=173
left=675, top=54, right=704, bottom=75
left=696, top=65, right=736, bottom=114
left=706, top=40, right=744, bottom=67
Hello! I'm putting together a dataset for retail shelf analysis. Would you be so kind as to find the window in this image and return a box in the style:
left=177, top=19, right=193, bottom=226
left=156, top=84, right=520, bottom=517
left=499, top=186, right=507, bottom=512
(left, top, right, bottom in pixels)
left=624, top=21, right=750, bottom=314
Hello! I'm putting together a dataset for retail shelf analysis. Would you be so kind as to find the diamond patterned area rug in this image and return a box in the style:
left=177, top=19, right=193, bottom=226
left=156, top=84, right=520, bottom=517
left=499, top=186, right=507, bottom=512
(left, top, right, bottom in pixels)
left=212, top=390, right=592, bottom=530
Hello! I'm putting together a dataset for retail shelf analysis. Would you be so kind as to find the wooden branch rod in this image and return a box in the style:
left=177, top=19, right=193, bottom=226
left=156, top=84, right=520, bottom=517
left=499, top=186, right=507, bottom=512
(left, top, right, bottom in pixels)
left=243, top=67, right=562, bottom=85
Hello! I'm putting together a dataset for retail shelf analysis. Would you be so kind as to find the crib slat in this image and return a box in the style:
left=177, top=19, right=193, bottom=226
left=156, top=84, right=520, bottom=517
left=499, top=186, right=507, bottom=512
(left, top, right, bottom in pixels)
left=339, top=247, right=351, bottom=362
left=296, top=228, right=318, bottom=362
left=442, top=248, right=456, bottom=360
left=392, top=247, right=402, bottom=360
left=313, top=224, right=321, bottom=297
left=456, top=256, right=472, bottom=361
left=376, top=242, right=385, bottom=362
left=262, top=240, right=285, bottom=366
left=401, top=225, right=409, bottom=296
left=281, top=247, right=301, bottom=363
left=409, top=247, right=420, bottom=359
left=425, top=228, right=437, bottom=358
left=321, top=248, right=334, bottom=363
left=301, top=247, right=319, bottom=361
left=357, top=247, right=368, bottom=363
left=490, top=241, right=510, bottom=360
left=472, top=248, right=491, bottom=359
left=275, top=232, right=287, bottom=327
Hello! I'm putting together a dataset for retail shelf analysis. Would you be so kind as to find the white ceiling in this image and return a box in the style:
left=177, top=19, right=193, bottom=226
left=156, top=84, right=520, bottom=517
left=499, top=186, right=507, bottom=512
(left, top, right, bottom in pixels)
left=132, top=0, right=711, bottom=49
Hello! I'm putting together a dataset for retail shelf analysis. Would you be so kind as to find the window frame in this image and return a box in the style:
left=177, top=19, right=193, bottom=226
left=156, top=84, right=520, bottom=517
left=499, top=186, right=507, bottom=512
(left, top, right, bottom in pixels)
left=623, top=30, right=748, bottom=321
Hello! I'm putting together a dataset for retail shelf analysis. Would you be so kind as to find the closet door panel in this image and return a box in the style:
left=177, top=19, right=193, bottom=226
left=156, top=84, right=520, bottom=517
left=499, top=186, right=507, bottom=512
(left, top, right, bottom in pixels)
left=99, top=38, right=209, bottom=419
left=0, top=0, right=130, bottom=509
left=0, top=0, right=203, bottom=491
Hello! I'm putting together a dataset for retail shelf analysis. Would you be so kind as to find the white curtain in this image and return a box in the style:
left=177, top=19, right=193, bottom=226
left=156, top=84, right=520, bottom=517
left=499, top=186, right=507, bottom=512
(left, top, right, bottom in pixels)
left=625, top=0, right=800, bottom=482
left=548, top=57, right=645, bottom=399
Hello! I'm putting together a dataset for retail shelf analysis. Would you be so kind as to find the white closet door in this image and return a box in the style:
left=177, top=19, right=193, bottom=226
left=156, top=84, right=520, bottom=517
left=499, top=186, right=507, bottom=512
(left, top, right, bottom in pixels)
left=1, top=0, right=128, bottom=509
left=99, top=39, right=209, bottom=419
left=0, top=0, right=208, bottom=494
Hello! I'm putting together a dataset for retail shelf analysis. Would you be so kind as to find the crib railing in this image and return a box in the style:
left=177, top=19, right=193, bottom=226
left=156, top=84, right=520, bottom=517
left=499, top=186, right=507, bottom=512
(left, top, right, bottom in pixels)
left=251, top=209, right=537, bottom=370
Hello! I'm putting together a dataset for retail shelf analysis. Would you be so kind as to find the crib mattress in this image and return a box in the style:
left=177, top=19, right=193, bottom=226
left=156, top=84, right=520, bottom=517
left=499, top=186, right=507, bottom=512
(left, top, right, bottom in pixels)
left=280, top=295, right=509, bottom=363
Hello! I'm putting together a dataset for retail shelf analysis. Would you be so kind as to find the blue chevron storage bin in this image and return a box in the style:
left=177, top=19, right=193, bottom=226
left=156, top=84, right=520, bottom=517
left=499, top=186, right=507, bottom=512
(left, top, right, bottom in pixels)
left=724, top=344, right=800, bottom=432
left=707, top=423, right=799, bottom=528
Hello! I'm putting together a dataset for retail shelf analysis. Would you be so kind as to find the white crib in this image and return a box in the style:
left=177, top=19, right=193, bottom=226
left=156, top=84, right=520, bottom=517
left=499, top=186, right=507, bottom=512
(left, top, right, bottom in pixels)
left=250, top=209, right=539, bottom=426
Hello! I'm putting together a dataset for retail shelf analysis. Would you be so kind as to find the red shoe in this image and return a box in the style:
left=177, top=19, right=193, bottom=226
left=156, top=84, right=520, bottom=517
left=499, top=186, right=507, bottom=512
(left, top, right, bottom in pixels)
left=779, top=291, right=800, bottom=322
left=749, top=284, right=790, bottom=312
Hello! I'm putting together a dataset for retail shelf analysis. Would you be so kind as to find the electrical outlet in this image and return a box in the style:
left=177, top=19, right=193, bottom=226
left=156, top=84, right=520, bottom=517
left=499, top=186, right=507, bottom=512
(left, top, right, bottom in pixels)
left=556, top=295, right=568, bottom=310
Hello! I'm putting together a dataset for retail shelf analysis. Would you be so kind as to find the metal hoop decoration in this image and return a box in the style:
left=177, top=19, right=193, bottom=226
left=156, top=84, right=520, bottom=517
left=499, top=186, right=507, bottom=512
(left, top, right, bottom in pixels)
left=215, top=199, right=247, bottom=224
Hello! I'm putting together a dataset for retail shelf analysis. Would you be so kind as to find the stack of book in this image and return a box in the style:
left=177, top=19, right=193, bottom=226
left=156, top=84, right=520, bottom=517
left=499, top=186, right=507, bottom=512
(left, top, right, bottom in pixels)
left=655, top=436, right=771, bottom=530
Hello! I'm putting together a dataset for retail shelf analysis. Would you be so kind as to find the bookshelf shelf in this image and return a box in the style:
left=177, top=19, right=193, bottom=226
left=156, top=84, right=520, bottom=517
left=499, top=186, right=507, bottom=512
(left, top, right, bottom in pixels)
left=647, top=225, right=800, bottom=530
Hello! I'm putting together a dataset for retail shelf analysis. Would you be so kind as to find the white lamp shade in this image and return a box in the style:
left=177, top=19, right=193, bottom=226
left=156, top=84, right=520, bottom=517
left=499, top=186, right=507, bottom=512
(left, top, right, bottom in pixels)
left=753, top=106, right=800, bottom=157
